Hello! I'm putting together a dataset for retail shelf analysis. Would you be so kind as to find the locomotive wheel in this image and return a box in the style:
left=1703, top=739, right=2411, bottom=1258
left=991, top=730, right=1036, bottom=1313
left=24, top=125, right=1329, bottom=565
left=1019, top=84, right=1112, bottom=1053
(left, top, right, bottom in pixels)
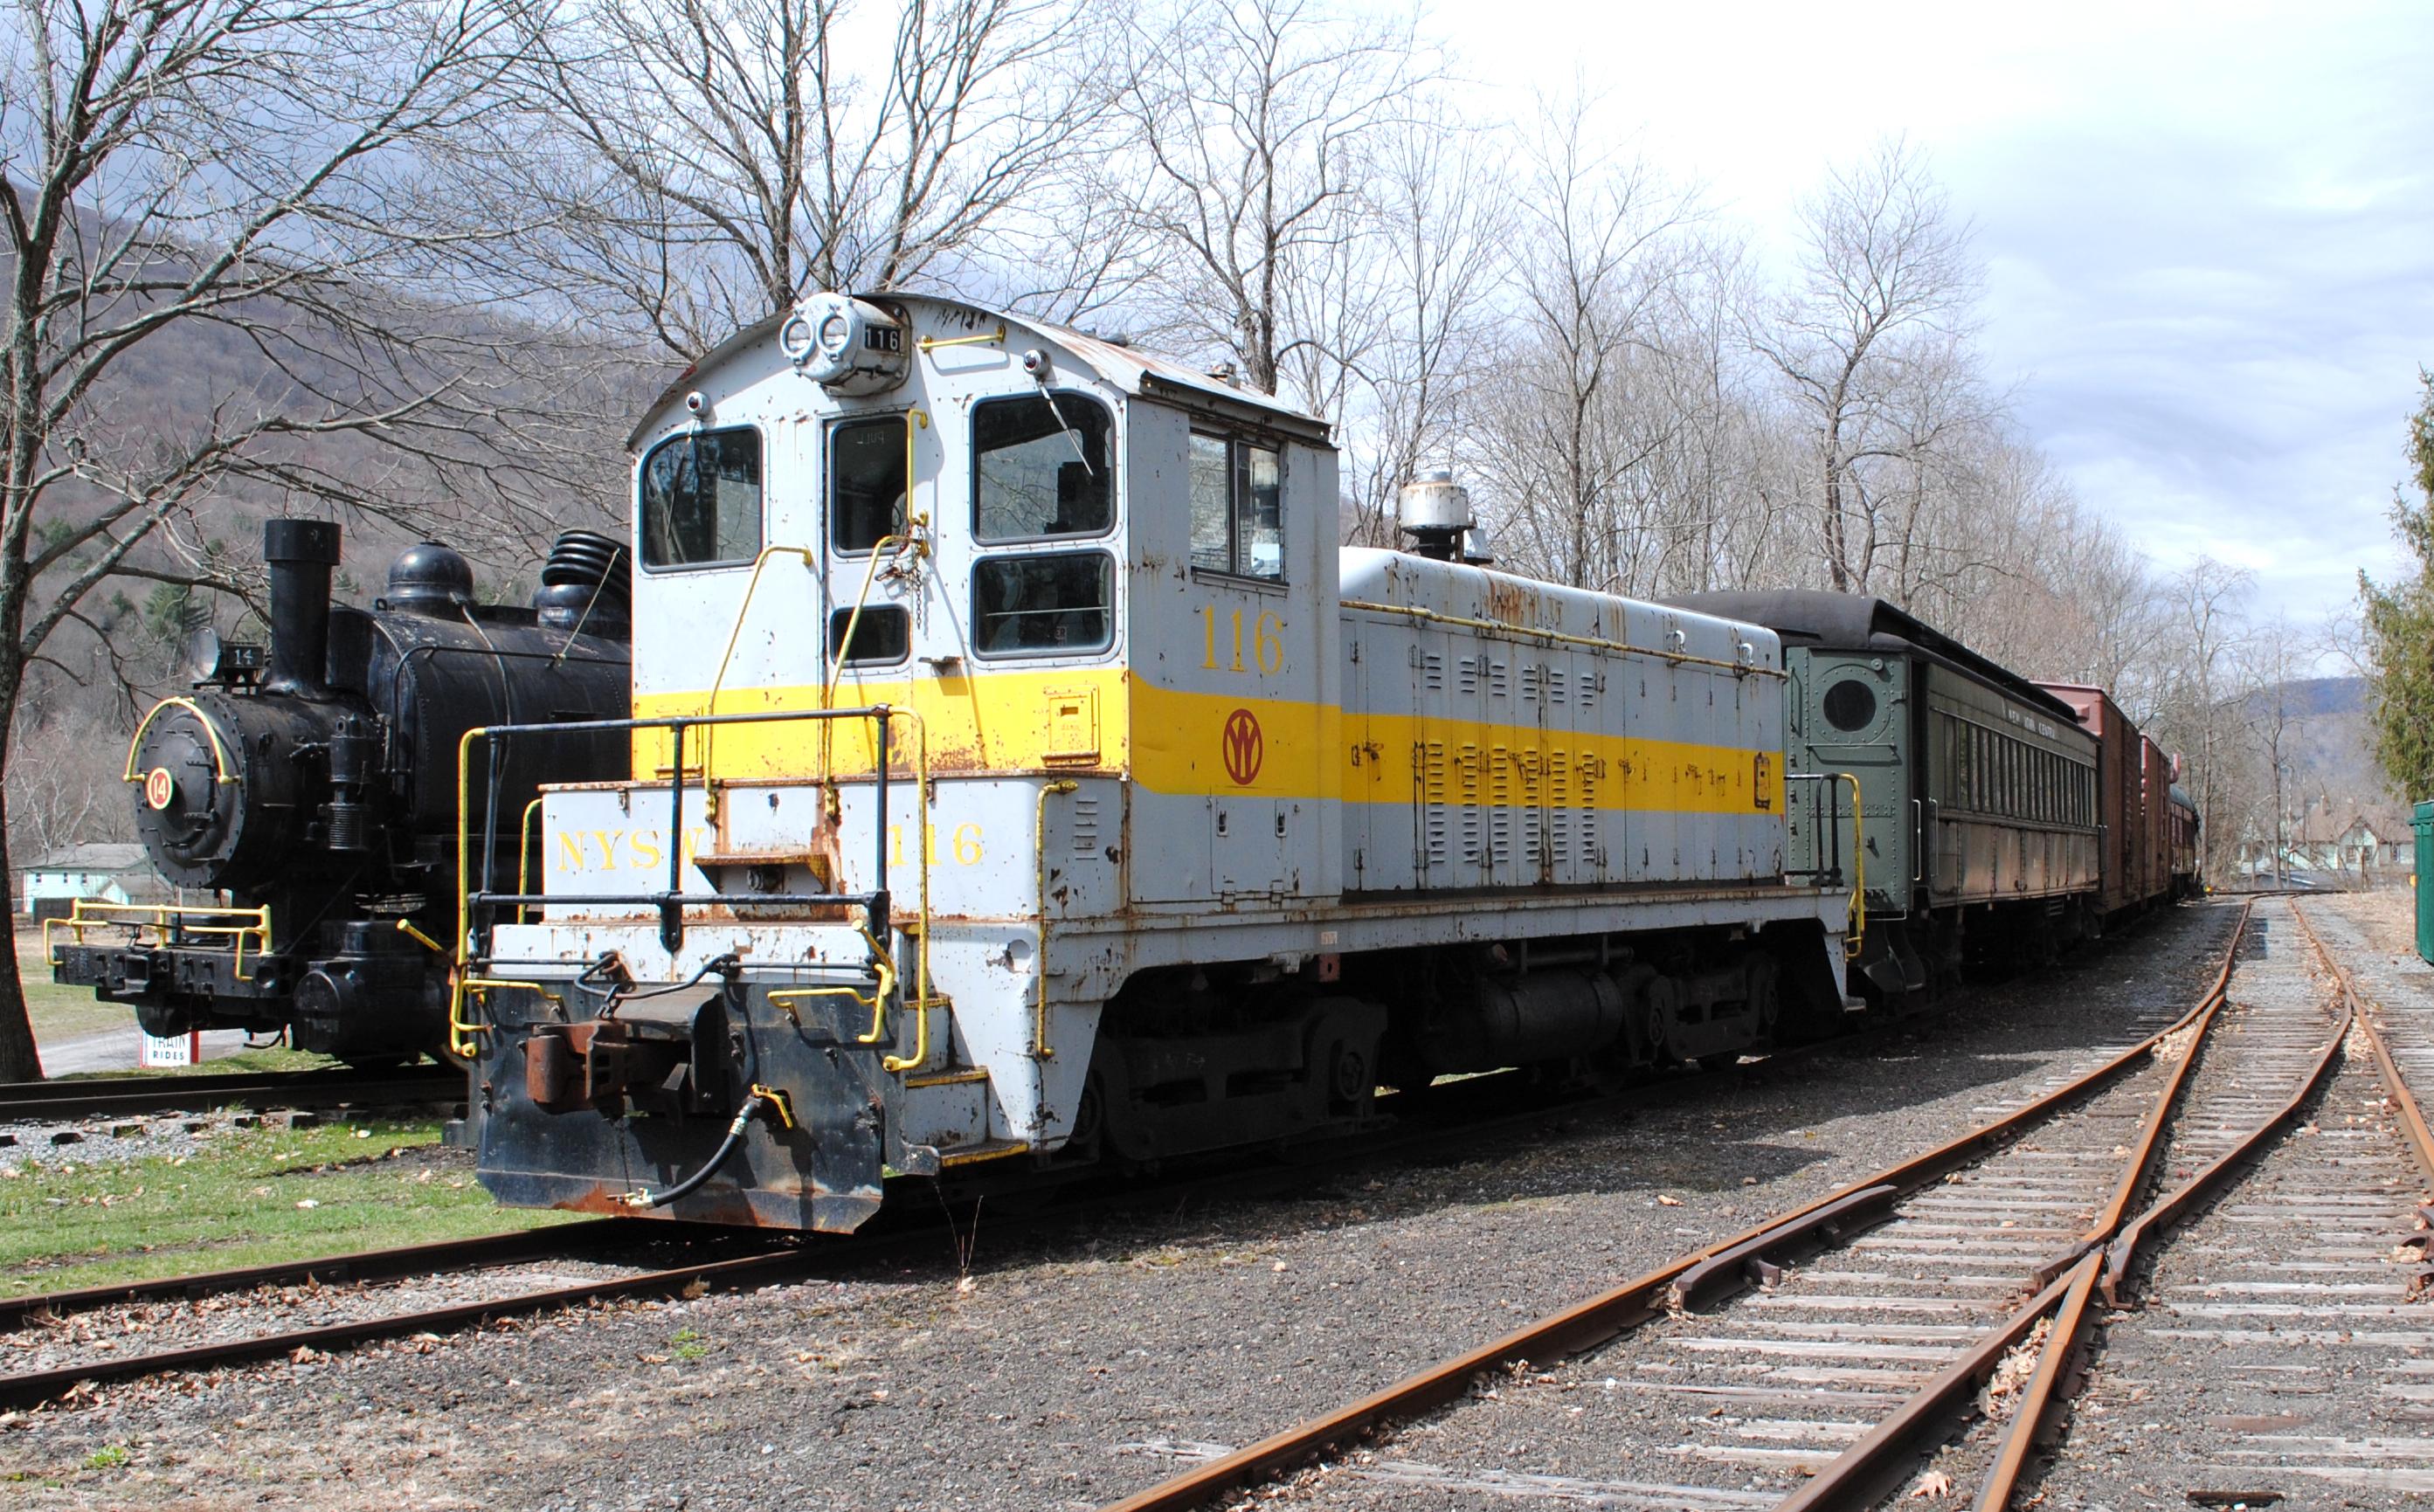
left=1069, top=1072, right=1105, bottom=1156
left=1326, top=1037, right=1369, bottom=1108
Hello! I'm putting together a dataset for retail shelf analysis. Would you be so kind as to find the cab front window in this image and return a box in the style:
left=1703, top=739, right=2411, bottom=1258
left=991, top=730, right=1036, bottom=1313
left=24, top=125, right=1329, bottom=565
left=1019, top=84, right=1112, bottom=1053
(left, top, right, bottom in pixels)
left=972, top=393, right=1113, bottom=541
left=832, top=416, right=907, bottom=553
left=640, top=427, right=762, bottom=569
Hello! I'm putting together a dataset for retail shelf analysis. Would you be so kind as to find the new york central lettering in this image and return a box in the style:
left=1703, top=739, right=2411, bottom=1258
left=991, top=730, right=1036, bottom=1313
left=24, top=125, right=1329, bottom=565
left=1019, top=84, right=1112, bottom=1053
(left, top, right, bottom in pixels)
left=552, top=826, right=712, bottom=873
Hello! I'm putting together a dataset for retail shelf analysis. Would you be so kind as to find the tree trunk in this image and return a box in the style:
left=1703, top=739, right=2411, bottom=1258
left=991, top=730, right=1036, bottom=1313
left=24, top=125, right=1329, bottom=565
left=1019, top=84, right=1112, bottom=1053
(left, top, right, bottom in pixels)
left=0, top=738, right=38, bottom=1082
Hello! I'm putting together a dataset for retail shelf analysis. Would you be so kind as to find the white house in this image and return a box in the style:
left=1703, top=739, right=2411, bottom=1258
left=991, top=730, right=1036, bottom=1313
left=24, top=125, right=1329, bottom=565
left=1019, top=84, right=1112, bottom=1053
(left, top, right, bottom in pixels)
left=20, top=843, right=168, bottom=918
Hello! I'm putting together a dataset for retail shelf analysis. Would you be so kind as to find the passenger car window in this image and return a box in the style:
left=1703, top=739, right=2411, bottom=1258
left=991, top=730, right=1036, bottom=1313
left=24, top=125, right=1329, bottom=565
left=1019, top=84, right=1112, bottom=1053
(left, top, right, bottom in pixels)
left=972, top=554, right=1111, bottom=655
left=640, top=428, right=762, bottom=569
left=828, top=604, right=909, bottom=665
left=973, top=394, right=1113, bottom=541
left=1190, top=433, right=1285, bottom=581
left=833, top=417, right=907, bottom=552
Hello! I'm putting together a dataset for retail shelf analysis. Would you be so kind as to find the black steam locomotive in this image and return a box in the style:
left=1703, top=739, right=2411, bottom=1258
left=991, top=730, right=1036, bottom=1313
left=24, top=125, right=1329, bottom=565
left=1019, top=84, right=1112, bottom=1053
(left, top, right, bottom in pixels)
left=52, top=519, right=633, bottom=1064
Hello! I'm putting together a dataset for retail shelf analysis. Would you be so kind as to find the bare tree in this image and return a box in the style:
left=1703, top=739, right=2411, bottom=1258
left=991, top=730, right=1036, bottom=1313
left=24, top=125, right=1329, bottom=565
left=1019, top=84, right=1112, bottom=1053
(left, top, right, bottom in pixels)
left=511, top=0, right=1127, bottom=358
left=1469, top=94, right=1705, bottom=592
left=1753, top=136, right=1981, bottom=593
left=1335, top=95, right=1505, bottom=545
left=6, top=708, right=132, bottom=866
left=0, top=0, right=553, bottom=1079
left=2240, top=618, right=2307, bottom=887
left=1107, top=0, right=1425, bottom=402
left=2147, top=558, right=2255, bottom=877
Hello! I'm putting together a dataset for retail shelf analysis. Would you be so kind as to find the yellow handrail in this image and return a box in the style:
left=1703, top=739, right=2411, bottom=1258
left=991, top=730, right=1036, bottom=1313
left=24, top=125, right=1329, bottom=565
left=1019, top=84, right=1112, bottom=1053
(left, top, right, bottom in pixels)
left=453, top=976, right=562, bottom=1060
left=121, top=697, right=241, bottom=785
left=695, top=546, right=817, bottom=797
left=1839, top=771, right=1866, bottom=960
left=1034, top=778, right=1078, bottom=1060
left=880, top=707, right=937, bottom=1074
left=769, top=923, right=898, bottom=1045
left=918, top=325, right=1006, bottom=352
left=45, top=900, right=271, bottom=982
left=452, top=724, right=494, bottom=1059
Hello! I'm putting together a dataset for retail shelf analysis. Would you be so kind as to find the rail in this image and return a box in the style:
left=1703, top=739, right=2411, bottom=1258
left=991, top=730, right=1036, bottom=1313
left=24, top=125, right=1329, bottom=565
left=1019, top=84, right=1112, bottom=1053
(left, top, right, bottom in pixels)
left=0, top=1061, right=460, bottom=1123
left=1097, top=900, right=2257, bottom=1512
left=0, top=1027, right=1977, bottom=1413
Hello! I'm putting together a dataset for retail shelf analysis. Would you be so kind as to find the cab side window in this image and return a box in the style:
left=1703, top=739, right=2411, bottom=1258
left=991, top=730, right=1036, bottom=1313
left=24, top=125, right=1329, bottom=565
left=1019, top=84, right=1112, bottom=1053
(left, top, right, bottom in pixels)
left=640, top=427, right=762, bottom=569
left=1190, top=433, right=1283, bottom=580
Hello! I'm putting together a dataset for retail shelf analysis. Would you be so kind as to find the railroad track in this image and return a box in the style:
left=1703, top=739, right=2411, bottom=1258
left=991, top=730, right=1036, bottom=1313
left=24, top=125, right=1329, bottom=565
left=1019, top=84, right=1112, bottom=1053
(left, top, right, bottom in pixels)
left=1097, top=897, right=2279, bottom=1512
left=0, top=907, right=2214, bottom=1426
left=0, top=1062, right=463, bottom=1124
left=1974, top=899, right=2434, bottom=1505
left=0, top=1011, right=1933, bottom=1413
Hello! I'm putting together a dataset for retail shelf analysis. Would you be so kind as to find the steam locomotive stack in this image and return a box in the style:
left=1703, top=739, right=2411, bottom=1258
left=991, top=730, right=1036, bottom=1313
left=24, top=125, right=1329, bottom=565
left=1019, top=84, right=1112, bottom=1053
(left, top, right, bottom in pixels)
left=52, top=519, right=634, bottom=1064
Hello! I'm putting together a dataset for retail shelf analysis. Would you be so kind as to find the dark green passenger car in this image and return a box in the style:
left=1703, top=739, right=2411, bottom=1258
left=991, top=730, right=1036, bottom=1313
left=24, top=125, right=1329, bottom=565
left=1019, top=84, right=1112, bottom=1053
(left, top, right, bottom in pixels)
left=1670, top=592, right=2100, bottom=998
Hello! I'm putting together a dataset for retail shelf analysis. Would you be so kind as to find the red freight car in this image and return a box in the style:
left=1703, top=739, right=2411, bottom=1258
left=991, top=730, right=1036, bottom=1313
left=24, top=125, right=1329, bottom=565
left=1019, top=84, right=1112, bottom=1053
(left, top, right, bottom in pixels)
left=2167, top=778, right=2202, bottom=897
left=2140, top=736, right=2171, bottom=904
left=2036, top=683, right=2177, bottom=922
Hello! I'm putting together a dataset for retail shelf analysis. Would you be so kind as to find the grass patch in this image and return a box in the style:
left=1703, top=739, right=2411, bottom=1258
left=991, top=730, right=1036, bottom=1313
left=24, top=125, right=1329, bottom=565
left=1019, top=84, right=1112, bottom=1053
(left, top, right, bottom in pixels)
left=0, top=1115, right=571, bottom=1299
left=15, top=939, right=124, bottom=1045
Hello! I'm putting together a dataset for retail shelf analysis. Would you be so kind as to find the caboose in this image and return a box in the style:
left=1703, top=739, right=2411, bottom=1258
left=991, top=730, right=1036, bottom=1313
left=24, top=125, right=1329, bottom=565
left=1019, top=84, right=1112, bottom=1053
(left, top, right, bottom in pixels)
left=460, top=293, right=1857, bottom=1230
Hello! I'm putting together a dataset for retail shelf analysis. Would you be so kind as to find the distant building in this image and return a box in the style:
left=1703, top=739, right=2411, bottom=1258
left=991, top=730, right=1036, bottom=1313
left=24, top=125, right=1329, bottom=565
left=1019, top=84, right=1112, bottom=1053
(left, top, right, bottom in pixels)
left=19, top=843, right=170, bottom=919
left=2235, top=798, right=2410, bottom=881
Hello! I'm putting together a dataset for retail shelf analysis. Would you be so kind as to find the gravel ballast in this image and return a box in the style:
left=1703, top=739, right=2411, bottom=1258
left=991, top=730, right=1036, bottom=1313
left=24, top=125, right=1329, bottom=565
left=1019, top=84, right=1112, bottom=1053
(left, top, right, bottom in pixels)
left=0, top=901, right=2239, bottom=1511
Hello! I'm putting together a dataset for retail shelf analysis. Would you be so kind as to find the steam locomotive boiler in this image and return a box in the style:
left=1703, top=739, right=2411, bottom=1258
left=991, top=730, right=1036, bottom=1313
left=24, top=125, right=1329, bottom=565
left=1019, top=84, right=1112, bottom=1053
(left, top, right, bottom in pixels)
left=50, top=519, right=634, bottom=1064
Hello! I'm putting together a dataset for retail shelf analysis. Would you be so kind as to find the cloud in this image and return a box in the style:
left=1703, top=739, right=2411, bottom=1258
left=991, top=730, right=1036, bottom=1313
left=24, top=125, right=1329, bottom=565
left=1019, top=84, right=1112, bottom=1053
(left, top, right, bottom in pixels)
left=1456, top=0, right=2434, bottom=625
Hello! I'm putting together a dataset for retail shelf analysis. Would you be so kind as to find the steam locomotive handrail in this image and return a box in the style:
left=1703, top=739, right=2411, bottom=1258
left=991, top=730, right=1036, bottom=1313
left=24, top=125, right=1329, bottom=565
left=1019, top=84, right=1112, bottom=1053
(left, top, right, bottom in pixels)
left=119, top=696, right=239, bottom=787
left=451, top=703, right=902, bottom=1062
left=44, top=899, right=273, bottom=983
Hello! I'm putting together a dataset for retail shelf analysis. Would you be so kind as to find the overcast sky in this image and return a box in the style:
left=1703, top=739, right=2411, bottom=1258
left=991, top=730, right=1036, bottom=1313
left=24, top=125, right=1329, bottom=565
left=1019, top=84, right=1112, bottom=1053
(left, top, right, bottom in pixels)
left=1456, top=0, right=2434, bottom=633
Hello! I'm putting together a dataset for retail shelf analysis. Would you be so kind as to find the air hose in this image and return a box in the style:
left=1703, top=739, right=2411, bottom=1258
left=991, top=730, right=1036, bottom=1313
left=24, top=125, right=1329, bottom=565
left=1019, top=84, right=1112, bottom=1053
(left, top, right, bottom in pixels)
left=622, top=1083, right=793, bottom=1210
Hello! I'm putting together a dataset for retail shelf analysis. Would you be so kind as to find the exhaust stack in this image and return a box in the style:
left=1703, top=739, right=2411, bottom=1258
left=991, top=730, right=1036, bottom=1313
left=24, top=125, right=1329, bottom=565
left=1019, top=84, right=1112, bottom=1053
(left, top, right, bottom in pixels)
left=262, top=519, right=341, bottom=697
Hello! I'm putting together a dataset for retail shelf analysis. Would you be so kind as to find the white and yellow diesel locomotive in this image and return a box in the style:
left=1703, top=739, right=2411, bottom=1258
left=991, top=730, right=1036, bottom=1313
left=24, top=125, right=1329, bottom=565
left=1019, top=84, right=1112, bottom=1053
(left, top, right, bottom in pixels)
left=460, top=292, right=1859, bottom=1230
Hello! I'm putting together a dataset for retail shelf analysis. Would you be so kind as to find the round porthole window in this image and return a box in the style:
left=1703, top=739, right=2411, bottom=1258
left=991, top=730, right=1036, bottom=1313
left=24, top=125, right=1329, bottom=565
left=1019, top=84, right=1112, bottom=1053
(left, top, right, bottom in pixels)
left=1822, top=678, right=1878, bottom=733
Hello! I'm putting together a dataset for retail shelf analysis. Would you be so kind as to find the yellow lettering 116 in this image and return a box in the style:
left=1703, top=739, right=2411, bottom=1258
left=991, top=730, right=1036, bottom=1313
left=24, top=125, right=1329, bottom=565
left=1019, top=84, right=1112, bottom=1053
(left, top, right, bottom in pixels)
left=1197, top=607, right=1286, bottom=676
